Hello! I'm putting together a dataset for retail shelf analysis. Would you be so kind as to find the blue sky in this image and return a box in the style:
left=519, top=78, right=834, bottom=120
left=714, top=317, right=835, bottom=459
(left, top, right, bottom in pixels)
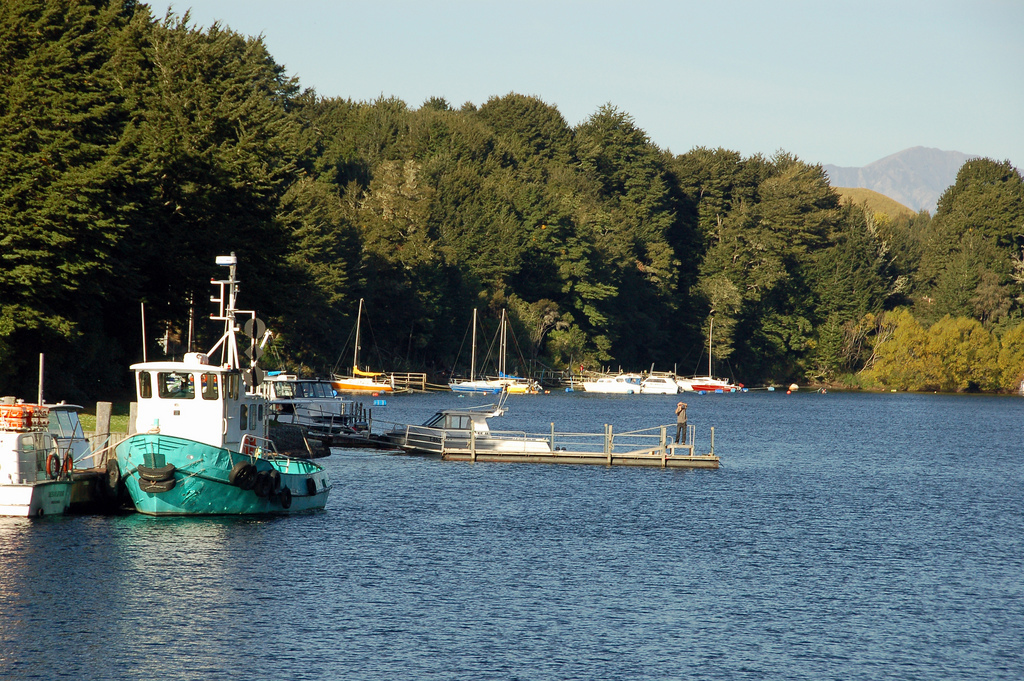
left=155, top=1, right=1022, bottom=169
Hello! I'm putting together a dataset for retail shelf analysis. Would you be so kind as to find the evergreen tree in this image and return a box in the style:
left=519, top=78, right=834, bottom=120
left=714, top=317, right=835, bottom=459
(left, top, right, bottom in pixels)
left=0, top=0, right=140, bottom=398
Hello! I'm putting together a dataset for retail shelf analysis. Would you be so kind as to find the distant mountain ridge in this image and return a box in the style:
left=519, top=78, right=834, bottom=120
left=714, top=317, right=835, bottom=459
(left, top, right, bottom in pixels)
left=823, top=146, right=972, bottom=215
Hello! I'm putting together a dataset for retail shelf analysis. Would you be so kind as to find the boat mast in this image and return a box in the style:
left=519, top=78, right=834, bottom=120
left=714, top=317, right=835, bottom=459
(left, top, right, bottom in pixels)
left=470, top=308, right=477, bottom=382
left=353, top=298, right=363, bottom=373
left=500, top=309, right=508, bottom=377
left=708, top=317, right=714, bottom=378
left=206, top=254, right=242, bottom=370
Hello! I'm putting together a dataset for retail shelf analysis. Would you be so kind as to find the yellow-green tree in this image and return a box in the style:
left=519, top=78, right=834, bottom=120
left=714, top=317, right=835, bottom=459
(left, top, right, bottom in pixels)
left=997, top=321, right=1024, bottom=392
left=927, top=316, right=999, bottom=392
left=867, top=309, right=939, bottom=390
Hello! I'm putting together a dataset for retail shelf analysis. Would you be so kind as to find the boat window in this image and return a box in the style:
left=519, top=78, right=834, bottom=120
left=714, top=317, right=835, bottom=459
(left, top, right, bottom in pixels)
left=275, top=382, right=296, bottom=398
left=225, top=374, right=240, bottom=400
left=201, top=373, right=220, bottom=400
left=447, top=415, right=471, bottom=430
left=249, top=403, right=257, bottom=430
left=425, top=413, right=445, bottom=427
left=138, top=371, right=152, bottom=399
left=20, top=433, right=46, bottom=472
left=158, top=372, right=195, bottom=399
left=240, top=404, right=248, bottom=430
left=47, top=410, right=84, bottom=439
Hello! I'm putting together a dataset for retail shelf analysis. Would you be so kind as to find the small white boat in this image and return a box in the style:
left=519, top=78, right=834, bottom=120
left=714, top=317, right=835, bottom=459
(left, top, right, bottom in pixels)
left=640, top=375, right=680, bottom=394
left=258, top=373, right=365, bottom=436
left=383, top=397, right=551, bottom=456
left=0, top=402, right=73, bottom=517
left=581, top=373, right=642, bottom=394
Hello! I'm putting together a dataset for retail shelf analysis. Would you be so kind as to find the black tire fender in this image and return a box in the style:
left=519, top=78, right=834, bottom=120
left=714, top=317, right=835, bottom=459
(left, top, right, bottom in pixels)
left=137, top=463, right=176, bottom=482
left=229, top=461, right=257, bottom=490
left=138, top=476, right=176, bottom=493
left=306, top=478, right=317, bottom=496
left=253, top=471, right=273, bottom=498
left=279, top=486, right=292, bottom=509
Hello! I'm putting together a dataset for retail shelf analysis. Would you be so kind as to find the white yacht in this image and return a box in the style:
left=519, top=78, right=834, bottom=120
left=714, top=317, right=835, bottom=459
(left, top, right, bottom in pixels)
left=640, top=375, right=680, bottom=394
left=580, top=373, right=642, bottom=394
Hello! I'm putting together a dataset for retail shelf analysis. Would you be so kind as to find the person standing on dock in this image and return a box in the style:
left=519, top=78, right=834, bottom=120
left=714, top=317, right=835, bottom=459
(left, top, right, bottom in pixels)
left=675, top=402, right=688, bottom=444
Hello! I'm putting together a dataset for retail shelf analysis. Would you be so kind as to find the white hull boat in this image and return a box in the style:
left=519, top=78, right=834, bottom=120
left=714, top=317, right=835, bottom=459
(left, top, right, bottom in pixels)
left=0, top=403, right=72, bottom=517
left=383, top=396, right=550, bottom=456
left=581, top=373, right=642, bottom=394
left=640, top=375, right=680, bottom=394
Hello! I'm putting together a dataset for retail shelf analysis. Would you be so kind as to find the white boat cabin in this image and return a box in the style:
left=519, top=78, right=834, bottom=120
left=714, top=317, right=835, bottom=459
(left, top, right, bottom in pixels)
left=46, top=403, right=95, bottom=469
left=0, top=405, right=61, bottom=486
left=131, top=352, right=268, bottom=451
left=421, top=406, right=502, bottom=435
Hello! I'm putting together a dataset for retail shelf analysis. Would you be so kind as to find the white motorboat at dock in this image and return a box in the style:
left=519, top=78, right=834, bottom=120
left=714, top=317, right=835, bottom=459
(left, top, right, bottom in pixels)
left=376, top=393, right=718, bottom=468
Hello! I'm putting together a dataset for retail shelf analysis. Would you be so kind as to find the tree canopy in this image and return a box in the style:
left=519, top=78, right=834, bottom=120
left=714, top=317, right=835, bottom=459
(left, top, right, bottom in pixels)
left=2, top=0, right=1023, bottom=400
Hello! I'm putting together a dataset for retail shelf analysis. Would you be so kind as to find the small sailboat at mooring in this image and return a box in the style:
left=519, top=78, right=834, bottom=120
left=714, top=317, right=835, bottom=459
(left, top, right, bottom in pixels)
left=113, top=254, right=331, bottom=515
left=449, top=308, right=503, bottom=394
left=675, top=318, right=743, bottom=393
left=449, top=309, right=540, bottom=394
left=331, top=298, right=395, bottom=393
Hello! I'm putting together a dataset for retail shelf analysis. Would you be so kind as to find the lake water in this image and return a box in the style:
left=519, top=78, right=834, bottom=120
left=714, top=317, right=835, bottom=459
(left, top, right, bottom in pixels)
left=1, top=390, right=1022, bottom=680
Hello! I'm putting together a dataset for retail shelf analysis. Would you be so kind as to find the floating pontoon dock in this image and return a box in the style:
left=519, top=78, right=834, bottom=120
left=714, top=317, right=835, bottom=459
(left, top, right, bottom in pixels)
left=383, top=421, right=719, bottom=469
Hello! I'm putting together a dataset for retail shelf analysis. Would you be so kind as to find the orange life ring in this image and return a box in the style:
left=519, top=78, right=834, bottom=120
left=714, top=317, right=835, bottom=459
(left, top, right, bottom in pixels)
left=242, top=438, right=257, bottom=457
left=46, top=453, right=62, bottom=479
left=63, top=452, right=73, bottom=475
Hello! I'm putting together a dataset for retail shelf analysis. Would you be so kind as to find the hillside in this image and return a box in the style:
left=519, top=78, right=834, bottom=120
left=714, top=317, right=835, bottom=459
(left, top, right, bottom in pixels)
left=823, top=146, right=971, bottom=215
left=834, top=187, right=915, bottom=219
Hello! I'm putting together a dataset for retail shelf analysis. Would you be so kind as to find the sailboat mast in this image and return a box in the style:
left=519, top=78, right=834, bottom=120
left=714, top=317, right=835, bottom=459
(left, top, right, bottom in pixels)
left=353, top=298, right=363, bottom=373
left=470, top=308, right=477, bottom=382
left=708, top=317, right=714, bottom=377
left=500, top=310, right=508, bottom=377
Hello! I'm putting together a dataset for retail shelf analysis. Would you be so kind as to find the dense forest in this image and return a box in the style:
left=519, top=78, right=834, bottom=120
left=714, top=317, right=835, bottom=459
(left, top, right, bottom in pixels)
left=3, top=0, right=1024, bottom=402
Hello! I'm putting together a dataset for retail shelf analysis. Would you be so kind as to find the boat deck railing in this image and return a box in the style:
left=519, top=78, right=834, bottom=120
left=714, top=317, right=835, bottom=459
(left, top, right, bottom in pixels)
left=375, top=420, right=712, bottom=460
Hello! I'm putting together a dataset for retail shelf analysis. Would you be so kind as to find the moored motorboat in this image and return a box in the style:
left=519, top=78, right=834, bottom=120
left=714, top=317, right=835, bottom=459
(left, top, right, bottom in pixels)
left=259, top=373, right=366, bottom=437
left=382, top=397, right=551, bottom=456
left=0, top=401, right=73, bottom=517
left=580, top=373, right=642, bottom=394
left=46, top=402, right=127, bottom=513
left=640, top=375, right=680, bottom=394
left=113, top=254, right=331, bottom=516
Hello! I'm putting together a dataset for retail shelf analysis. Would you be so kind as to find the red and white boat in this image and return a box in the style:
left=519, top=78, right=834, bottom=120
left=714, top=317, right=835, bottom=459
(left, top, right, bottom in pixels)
left=676, top=319, right=743, bottom=393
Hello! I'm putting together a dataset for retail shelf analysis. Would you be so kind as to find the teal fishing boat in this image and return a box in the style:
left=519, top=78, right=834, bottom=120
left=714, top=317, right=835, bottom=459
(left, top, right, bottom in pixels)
left=114, top=254, right=331, bottom=515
